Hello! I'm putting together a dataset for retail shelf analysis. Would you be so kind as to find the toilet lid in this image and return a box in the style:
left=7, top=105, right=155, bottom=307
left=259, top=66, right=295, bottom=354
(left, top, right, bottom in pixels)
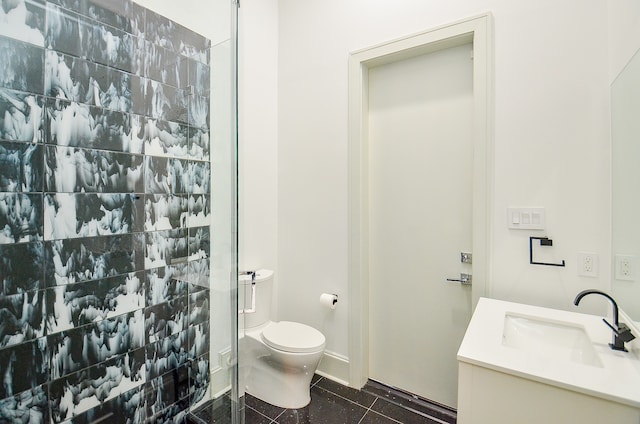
left=262, top=321, right=326, bottom=353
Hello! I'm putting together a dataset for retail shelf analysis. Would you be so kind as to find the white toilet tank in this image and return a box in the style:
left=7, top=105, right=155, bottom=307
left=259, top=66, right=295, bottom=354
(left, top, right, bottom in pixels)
left=240, top=269, right=274, bottom=329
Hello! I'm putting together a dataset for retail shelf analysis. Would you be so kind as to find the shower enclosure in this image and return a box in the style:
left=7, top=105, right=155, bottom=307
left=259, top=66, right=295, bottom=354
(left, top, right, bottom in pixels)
left=0, top=0, right=240, bottom=422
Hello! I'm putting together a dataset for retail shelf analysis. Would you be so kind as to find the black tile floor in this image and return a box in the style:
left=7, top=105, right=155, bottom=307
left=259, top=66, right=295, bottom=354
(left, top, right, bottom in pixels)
left=189, top=375, right=457, bottom=424
left=243, top=375, right=457, bottom=424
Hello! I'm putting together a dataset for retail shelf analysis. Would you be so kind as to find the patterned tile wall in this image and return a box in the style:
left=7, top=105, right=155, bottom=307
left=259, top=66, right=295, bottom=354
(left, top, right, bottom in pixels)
left=0, top=0, right=212, bottom=422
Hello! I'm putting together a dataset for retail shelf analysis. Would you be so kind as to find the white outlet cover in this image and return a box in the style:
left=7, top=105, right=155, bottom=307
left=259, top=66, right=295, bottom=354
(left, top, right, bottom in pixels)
left=577, top=252, right=599, bottom=278
left=615, top=254, right=636, bottom=281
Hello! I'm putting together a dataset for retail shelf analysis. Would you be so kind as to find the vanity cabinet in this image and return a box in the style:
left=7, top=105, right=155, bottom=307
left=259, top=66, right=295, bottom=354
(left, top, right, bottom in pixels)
left=457, top=362, right=640, bottom=424
left=457, top=298, right=640, bottom=424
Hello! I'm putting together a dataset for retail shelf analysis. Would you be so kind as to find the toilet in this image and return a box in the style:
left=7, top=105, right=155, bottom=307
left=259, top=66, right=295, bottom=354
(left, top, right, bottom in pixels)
left=239, top=269, right=326, bottom=409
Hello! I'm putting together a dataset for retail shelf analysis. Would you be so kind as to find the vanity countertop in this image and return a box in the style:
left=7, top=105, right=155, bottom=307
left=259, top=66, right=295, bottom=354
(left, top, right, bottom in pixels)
left=457, top=297, right=640, bottom=408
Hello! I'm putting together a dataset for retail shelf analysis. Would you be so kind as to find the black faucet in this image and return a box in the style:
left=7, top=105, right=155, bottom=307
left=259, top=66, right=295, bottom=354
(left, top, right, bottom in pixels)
left=574, top=289, right=636, bottom=352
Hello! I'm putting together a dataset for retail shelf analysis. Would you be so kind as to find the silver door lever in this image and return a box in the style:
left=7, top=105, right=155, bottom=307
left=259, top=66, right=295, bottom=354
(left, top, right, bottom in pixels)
left=447, top=273, right=472, bottom=285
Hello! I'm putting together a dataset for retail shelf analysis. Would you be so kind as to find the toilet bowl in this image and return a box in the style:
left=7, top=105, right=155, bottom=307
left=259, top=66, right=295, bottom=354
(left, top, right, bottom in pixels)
left=239, top=270, right=326, bottom=409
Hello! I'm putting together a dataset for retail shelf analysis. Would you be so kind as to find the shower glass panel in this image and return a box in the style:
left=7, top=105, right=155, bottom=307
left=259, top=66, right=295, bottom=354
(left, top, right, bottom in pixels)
left=0, top=0, right=239, bottom=422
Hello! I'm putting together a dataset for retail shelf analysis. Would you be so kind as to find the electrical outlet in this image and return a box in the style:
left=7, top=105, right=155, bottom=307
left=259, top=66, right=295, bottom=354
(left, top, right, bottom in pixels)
left=615, top=254, right=636, bottom=281
left=577, top=252, right=599, bottom=277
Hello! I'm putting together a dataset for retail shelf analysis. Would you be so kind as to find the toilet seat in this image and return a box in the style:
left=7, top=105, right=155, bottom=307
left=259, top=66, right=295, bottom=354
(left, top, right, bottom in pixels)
left=261, top=321, right=326, bottom=353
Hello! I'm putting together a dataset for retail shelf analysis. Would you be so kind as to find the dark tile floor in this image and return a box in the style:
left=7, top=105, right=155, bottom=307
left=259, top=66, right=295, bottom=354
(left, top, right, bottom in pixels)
left=189, top=375, right=457, bottom=424
left=243, top=375, right=457, bottom=424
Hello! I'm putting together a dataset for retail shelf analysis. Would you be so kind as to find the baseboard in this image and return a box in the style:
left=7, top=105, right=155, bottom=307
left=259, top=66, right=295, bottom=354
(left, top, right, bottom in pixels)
left=209, top=348, right=232, bottom=398
left=316, top=350, right=350, bottom=386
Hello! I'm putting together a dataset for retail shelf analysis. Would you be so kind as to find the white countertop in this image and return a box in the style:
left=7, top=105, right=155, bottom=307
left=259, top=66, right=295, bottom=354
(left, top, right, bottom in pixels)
left=457, top=297, right=640, bottom=408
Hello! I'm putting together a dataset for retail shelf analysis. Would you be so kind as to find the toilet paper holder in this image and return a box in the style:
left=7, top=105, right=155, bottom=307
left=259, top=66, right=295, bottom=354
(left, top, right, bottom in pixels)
left=320, top=293, right=339, bottom=309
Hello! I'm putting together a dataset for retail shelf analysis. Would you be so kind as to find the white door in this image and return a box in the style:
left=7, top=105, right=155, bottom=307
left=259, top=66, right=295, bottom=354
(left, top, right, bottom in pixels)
left=368, top=43, right=474, bottom=408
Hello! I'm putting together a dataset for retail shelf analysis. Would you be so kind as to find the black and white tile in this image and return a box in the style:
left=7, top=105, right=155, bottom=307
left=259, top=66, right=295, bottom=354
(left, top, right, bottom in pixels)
left=0, top=2, right=213, bottom=421
left=48, top=0, right=132, bottom=34
left=47, top=2, right=135, bottom=72
left=43, top=193, right=143, bottom=240
left=131, top=34, right=146, bottom=78
left=86, top=0, right=133, bottom=34
left=146, top=42, right=187, bottom=88
left=145, top=365, right=190, bottom=420
left=67, top=385, right=145, bottom=424
left=46, top=98, right=133, bottom=151
left=144, top=9, right=210, bottom=64
left=0, top=289, right=46, bottom=349
left=187, top=194, right=210, bottom=228
left=149, top=402, right=189, bottom=424
left=187, top=94, right=209, bottom=131
left=0, top=36, right=44, bottom=94
left=145, top=156, right=188, bottom=194
left=0, top=0, right=46, bottom=47
left=44, top=145, right=144, bottom=193
left=145, top=263, right=189, bottom=307
left=188, top=258, right=210, bottom=289
left=44, top=51, right=85, bottom=101
left=48, top=347, right=145, bottom=422
left=188, top=160, right=210, bottom=194
left=145, top=329, right=190, bottom=380
left=187, top=321, right=209, bottom=359
left=132, top=77, right=187, bottom=123
left=142, top=118, right=190, bottom=158
left=0, top=241, right=45, bottom=296
left=0, top=89, right=45, bottom=144
left=188, top=226, right=209, bottom=262
left=0, top=141, right=43, bottom=192
left=144, top=194, right=189, bottom=231
left=89, top=60, right=133, bottom=112
left=187, top=59, right=210, bottom=96
left=144, top=296, right=188, bottom=343
left=45, top=3, right=84, bottom=57
left=145, top=228, right=189, bottom=269
left=48, top=309, right=144, bottom=379
left=189, top=353, right=210, bottom=408
left=0, top=384, right=48, bottom=424
left=188, top=288, right=208, bottom=329
left=44, top=233, right=145, bottom=286
left=142, top=8, right=179, bottom=50
left=45, top=271, right=144, bottom=333
left=0, top=337, right=48, bottom=400
left=188, top=127, right=209, bottom=161
left=130, top=2, right=145, bottom=38
left=82, top=19, right=135, bottom=73
left=130, top=114, right=146, bottom=154
left=45, top=51, right=132, bottom=112
left=0, top=192, right=43, bottom=243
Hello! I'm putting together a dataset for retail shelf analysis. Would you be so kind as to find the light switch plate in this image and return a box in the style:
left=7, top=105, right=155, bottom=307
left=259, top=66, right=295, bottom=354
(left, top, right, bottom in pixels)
left=507, top=207, right=545, bottom=230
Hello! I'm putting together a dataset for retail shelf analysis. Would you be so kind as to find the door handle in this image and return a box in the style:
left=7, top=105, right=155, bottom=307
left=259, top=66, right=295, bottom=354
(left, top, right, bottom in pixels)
left=447, top=273, right=472, bottom=285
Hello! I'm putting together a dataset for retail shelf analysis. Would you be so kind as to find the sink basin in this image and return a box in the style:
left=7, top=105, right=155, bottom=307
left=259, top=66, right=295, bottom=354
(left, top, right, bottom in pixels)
left=502, top=313, right=603, bottom=367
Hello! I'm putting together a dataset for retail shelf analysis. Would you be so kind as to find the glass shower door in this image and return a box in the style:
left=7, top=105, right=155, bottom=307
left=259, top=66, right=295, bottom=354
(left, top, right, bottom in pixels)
left=187, top=0, right=242, bottom=422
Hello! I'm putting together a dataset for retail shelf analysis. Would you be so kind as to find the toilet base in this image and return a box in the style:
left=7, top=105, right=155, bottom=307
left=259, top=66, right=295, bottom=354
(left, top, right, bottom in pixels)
left=242, top=324, right=324, bottom=409
left=245, top=360, right=315, bottom=409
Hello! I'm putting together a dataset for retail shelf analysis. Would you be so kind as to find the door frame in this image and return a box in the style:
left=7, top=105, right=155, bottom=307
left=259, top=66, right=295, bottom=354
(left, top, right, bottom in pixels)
left=347, top=13, right=494, bottom=389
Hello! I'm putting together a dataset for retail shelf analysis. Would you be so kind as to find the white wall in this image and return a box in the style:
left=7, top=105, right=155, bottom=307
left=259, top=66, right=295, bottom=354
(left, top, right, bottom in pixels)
left=240, top=0, right=621, bottom=374
left=608, top=0, right=640, bottom=83
left=238, top=0, right=279, bottom=275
